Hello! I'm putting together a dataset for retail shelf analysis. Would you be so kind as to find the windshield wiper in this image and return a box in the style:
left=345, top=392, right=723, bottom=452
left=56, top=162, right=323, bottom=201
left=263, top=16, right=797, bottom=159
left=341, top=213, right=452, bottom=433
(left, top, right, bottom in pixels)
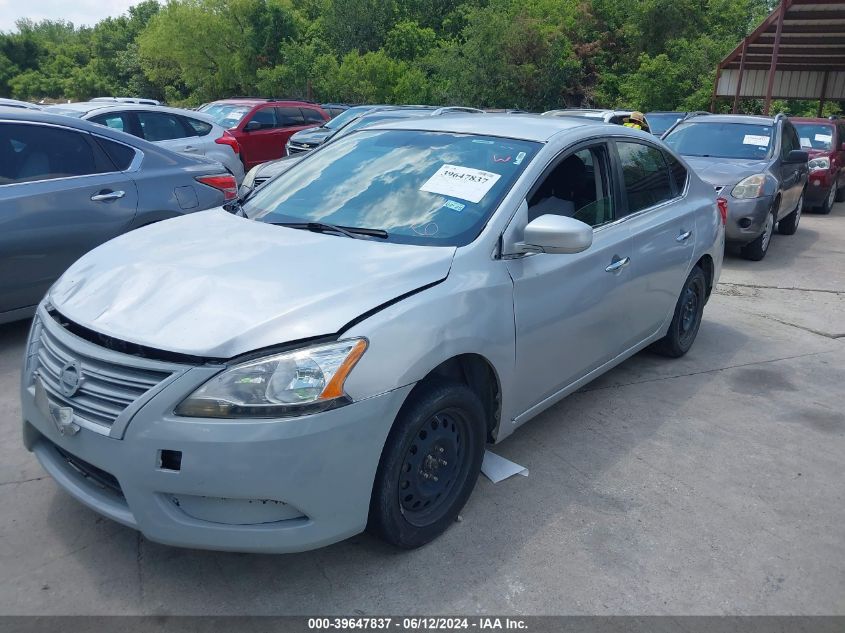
left=271, top=221, right=389, bottom=240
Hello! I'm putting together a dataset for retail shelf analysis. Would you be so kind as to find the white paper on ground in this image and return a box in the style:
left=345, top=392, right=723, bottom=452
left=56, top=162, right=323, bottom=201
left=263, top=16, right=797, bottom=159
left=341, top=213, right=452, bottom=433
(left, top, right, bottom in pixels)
left=481, top=450, right=529, bottom=483
left=420, top=164, right=501, bottom=203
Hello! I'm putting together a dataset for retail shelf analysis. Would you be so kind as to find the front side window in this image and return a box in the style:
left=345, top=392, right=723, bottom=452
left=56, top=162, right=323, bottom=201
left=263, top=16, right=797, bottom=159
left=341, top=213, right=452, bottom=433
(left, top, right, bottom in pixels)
left=137, top=112, right=188, bottom=142
left=528, top=145, right=614, bottom=227
left=616, top=141, right=673, bottom=215
left=244, top=130, right=539, bottom=246
left=664, top=122, right=774, bottom=160
left=0, top=123, right=106, bottom=185
left=780, top=124, right=800, bottom=160
left=794, top=123, right=834, bottom=151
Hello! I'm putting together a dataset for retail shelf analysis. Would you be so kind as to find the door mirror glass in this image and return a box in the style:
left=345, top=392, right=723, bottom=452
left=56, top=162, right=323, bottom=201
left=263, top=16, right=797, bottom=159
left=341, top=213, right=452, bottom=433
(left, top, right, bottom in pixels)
left=518, top=214, right=593, bottom=255
left=244, top=120, right=262, bottom=132
left=785, top=149, right=808, bottom=164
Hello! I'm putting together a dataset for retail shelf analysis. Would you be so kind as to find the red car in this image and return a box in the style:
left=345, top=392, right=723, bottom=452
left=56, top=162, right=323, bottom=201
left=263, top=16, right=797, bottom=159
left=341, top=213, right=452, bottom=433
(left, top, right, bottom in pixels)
left=198, top=98, right=329, bottom=171
left=792, top=117, right=845, bottom=214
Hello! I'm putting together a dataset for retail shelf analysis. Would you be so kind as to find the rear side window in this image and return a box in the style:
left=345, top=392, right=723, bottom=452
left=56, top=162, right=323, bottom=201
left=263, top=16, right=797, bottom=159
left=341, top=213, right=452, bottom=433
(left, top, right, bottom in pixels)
left=0, top=123, right=111, bottom=184
left=665, top=152, right=688, bottom=194
left=95, top=137, right=137, bottom=170
left=616, top=141, right=674, bottom=215
left=184, top=117, right=213, bottom=136
left=137, top=112, right=190, bottom=142
left=276, top=107, right=306, bottom=127
left=300, top=108, right=325, bottom=124
left=90, top=112, right=132, bottom=134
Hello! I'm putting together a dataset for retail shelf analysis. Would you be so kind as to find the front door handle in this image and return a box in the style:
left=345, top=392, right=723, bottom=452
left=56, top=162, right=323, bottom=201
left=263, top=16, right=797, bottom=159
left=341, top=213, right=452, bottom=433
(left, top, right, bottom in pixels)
left=676, top=230, right=693, bottom=242
left=605, top=256, right=630, bottom=273
left=90, top=190, right=125, bottom=202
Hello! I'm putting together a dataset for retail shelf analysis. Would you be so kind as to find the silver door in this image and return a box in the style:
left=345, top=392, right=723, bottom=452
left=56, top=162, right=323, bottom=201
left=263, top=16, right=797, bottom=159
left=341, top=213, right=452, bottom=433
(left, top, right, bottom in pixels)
left=613, top=141, right=695, bottom=342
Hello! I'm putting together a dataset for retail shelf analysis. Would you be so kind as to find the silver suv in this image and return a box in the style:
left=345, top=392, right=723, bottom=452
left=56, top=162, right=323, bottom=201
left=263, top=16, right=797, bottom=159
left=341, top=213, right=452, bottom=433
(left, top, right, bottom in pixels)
left=21, top=115, right=724, bottom=552
left=663, top=113, right=809, bottom=260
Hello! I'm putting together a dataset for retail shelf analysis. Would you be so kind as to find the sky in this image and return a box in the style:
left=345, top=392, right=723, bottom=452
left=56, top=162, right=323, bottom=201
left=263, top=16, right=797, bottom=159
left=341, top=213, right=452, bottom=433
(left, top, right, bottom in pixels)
left=0, top=0, right=140, bottom=32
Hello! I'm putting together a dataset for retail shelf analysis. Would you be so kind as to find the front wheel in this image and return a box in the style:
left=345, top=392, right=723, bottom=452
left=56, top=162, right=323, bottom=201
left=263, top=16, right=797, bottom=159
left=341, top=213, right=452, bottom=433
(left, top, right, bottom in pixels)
left=741, top=207, right=776, bottom=261
left=652, top=266, right=707, bottom=358
left=778, top=192, right=803, bottom=235
left=368, top=380, right=486, bottom=549
left=819, top=184, right=836, bottom=215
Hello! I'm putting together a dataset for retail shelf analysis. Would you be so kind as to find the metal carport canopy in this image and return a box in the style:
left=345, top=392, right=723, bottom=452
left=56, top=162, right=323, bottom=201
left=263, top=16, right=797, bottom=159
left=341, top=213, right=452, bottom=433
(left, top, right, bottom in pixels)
left=713, top=0, right=845, bottom=114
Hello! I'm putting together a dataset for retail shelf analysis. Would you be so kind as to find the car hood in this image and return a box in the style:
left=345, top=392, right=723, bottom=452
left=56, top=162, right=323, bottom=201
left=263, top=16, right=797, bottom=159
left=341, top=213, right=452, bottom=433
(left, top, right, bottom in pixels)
left=49, top=209, right=456, bottom=358
left=682, top=156, right=771, bottom=187
left=289, top=127, right=334, bottom=145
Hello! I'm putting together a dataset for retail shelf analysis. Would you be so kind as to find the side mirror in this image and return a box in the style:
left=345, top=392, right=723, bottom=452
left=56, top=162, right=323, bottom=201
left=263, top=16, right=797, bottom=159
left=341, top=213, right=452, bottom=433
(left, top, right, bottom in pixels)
left=785, top=149, right=809, bottom=164
left=244, top=120, right=262, bottom=132
left=517, top=214, right=593, bottom=255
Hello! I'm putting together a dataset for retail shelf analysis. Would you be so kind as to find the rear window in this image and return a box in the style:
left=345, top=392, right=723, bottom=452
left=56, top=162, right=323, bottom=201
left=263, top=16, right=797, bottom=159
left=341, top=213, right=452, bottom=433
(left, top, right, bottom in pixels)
left=793, top=123, right=835, bottom=151
left=664, top=122, right=774, bottom=160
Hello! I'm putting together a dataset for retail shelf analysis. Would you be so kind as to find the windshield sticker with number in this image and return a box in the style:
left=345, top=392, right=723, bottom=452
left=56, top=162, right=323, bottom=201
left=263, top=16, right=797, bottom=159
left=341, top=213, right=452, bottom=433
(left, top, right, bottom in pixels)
left=815, top=134, right=832, bottom=143
left=420, top=164, right=502, bottom=203
left=742, top=134, right=770, bottom=147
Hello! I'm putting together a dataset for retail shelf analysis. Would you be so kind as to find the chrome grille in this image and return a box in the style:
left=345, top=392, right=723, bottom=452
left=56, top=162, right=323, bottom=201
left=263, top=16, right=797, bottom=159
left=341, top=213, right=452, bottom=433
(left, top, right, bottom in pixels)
left=286, top=144, right=309, bottom=154
left=35, top=322, right=172, bottom=432
left=714, top=186, right=726, bottom=196
left=253, top=176, right=270, bottom=187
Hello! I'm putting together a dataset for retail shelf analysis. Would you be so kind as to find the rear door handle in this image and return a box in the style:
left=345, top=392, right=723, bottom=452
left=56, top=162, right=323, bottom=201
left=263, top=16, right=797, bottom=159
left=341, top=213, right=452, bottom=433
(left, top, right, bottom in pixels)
left=676, top=230, right=693, bottom=242
left=605, top=256, right=630, bottom=273
left=90, top=190, right=125, bottom=202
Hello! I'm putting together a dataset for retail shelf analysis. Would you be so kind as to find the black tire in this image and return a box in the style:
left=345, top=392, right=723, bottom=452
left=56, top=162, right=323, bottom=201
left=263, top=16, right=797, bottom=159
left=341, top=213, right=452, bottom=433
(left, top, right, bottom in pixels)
left=368, top=380, right=486, bottom=549
left=741, top=205, right=776, bottom=261
left=778, top=191, right=803, bottom=235
left=819, top=184, right=836, bottom=215
left=652, top=266, right=707, bottom=358
left=835, top=183, right=845, bottom=203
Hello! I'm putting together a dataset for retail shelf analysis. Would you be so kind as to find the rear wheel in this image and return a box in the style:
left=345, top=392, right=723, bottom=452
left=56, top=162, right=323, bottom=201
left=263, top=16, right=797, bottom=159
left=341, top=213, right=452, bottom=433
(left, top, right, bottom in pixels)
left=368, top=380, right=486, bottom=549
left=778, top=192, right=802, bottom=235
left=741, top=206, right=776, bottom=261
left=652, top=266, right=707, bottom=358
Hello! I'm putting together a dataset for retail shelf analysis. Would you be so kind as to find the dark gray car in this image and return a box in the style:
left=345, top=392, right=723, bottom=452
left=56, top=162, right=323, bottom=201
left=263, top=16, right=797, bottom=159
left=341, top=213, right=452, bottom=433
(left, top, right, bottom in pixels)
left=0, top=110, right=237, bottom=324
left=663, top=113, right=808, bottom=261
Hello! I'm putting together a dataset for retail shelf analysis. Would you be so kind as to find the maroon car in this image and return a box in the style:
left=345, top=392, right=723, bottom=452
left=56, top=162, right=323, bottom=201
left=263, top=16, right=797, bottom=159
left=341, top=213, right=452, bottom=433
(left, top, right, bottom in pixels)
left=198, top=98, right=329, bottom=171
left=792, top=117, right=845, bottom=214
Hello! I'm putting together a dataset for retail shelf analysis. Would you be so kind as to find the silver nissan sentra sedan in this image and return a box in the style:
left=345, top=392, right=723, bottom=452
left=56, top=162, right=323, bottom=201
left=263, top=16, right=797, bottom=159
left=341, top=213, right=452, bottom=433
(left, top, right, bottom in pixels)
left=21, top=115, right=724, bottom=553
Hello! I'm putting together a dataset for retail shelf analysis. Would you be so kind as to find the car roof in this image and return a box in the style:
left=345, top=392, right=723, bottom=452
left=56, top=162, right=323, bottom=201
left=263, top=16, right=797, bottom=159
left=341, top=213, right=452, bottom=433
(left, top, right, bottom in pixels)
left=207, top=98, right=320, bottom=107
left=46, top=102, right=217, bottom=124
left=364, top=113, right=599, bottom=142
left=791, top=117, right=836, bottom=124
left=0, top=98, right=42, bottom=110
left=683, top=114, right=776, bottom=125
left=543, top=108, right=632, bottom=118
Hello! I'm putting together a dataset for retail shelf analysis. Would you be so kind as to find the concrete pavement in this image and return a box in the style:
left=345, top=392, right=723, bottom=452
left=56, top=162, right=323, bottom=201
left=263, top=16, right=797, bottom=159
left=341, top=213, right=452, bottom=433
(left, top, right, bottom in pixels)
left=0, top=205, right=843, bottom=615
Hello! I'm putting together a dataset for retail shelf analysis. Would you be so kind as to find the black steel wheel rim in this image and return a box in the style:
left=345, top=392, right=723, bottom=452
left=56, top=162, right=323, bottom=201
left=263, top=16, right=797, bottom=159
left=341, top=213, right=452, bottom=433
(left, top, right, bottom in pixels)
left=399, top=407, right=473, bottom=527
left=679, top=278, right=703, bottom=344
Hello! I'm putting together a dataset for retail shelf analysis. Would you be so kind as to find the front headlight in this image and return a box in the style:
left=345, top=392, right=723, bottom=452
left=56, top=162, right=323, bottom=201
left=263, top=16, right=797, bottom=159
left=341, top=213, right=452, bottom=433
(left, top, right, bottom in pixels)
left=175, top=338, right=367, bottom=418
left=731, top=174, right=767, bottom=199
left=808, top=157, right=830, bottom=171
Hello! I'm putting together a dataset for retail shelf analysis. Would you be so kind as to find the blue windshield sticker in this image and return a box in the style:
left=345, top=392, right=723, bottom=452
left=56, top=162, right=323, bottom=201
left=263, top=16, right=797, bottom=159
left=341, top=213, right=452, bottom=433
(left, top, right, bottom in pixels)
left=444, top=200, right=466, bottom=212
